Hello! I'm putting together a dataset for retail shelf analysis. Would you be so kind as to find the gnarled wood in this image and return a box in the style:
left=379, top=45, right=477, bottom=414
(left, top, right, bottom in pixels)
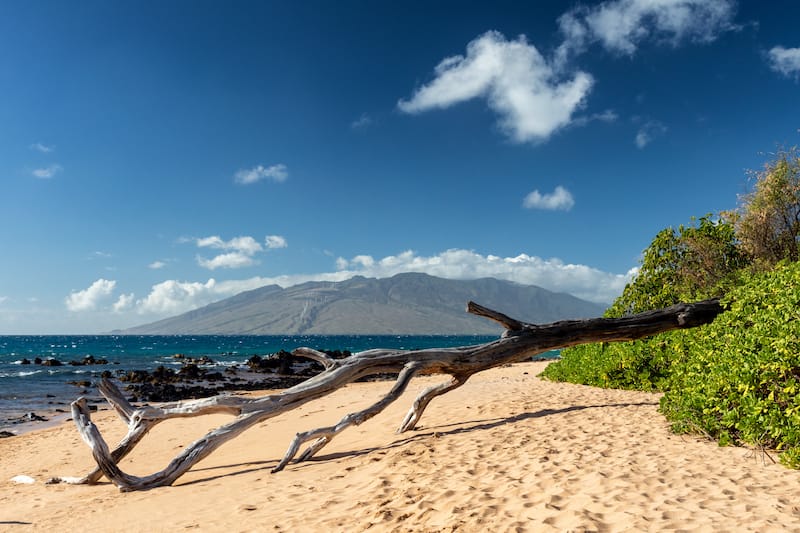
left=51, top=298, right=723, bottom=491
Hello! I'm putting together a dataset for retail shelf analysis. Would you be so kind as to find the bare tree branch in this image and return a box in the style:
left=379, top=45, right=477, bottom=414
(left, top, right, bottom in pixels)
left=50, top=298, right=723, bottom=491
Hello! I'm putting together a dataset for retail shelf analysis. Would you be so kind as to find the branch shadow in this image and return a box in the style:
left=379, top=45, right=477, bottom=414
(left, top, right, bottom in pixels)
left=307, top=401, right=658, bottom=463
left=0, top=522, right=33, bottom=526
left=178, top=401, right=657, bottom=486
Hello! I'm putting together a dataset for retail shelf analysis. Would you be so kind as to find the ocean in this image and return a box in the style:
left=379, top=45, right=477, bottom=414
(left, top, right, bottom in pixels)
left=0, top=335, right=558, bottom=432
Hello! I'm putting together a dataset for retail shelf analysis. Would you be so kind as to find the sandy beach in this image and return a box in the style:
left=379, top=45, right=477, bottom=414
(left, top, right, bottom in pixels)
left=2, top=361, right=799, bottom=532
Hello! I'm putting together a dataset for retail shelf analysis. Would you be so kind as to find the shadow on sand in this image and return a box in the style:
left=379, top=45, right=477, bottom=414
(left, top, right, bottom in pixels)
left=178, top=401, right=658, bottom=486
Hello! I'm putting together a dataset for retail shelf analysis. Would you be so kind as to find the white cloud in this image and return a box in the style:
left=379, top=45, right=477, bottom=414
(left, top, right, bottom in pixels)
left=398, top=31, right=594, bottom=143
left=131, top=276, right=290, bottom=316
left=351, top=113, right=373, bottom=129
left=193, top=234, right=286, bottom=270
left=265, top=235, right=287, bottom=249
left=149, top=260, right=166, bottom=269
left=31, top=164, right=62, bottom=179
left=558, top=0, right=737, bottom=57
left=0, top=296, right=8, bottom=305
left=29, top=142, right=54, bottom=153
left=136, top=279, right=220, bottom=315
left=351, top=255, right=376, bottom=268
left=129, top=248, right=631, bottom=320
left=196, top=235, right=261, bottom=269
left=635, top=120, right=667, bottom=148
left=332, top=249, right=630, bottom=304
left=197, top=252, right=257, bottom=270
left=399, top=2, right=735, bottom=144
left=113, top=293, right=135, bottom=313
left=197, top=235, right=263, bottom=254
left=767, top=46, right=800, bottom=79
left=523, top=186, right=575, bottom=211
left=233, top=164, right=288, bottom=185
left=572, top=109, right=618, bottom=127
left=65, top=279, right=116, bottom=312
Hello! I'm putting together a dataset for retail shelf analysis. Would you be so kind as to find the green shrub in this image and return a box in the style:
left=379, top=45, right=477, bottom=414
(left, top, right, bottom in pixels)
left=539, top=334, right=682, bottom=391
left=541, top=214, right=745, bottom=391
left=659, top=261, right=800, bottom=467
left=543, top=261, right=800, bottom=467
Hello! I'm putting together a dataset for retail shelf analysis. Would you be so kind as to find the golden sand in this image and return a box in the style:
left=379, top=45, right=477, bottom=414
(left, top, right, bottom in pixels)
left=2, top=361, right=799, bottom=532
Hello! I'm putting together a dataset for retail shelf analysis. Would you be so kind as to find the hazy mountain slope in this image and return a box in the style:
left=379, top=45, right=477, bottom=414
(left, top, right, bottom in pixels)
left=119, top=273, right=607, bottom=335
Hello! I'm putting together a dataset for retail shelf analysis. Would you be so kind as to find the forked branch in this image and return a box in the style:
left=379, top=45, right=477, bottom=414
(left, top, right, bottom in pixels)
left=51, top=298, right=723, bottom=491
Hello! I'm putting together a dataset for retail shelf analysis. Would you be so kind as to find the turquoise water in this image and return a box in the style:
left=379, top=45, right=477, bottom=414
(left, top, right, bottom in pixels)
left=0, top=335, right=557, bottom=429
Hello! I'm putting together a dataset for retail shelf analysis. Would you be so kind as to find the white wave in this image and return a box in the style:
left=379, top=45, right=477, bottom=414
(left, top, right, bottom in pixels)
left=0, top=370, right=42, bottom=378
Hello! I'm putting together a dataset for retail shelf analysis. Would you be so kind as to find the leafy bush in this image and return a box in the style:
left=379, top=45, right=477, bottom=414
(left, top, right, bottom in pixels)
left=544, top=262, right=800, bottom=466
left=725, top=148, right=800, bottom=268
left=539, top=334, right=683, bottom=391
left=660, top=261, right=800, bottom=467
left=608, top=215, right=745, bottom=317
left=542, top=215, right=744, bottom=391
left=542, top=149, right=800, bottom=467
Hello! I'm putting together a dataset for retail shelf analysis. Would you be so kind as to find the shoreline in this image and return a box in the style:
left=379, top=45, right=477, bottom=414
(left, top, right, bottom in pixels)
left=3, top=361, right=800, bottom=531
left=0, top=334, right=508, bottom=435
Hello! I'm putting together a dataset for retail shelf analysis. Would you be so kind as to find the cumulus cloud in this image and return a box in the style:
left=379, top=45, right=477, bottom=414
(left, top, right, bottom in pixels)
left=113, top=293, right=135, bottom=313
left=265, top=235, right=288, bottom=249
left=65, top=279, right=116, bottom=312
left=523, top=186, right=575, bottom=211
left=197, top=235, right=263, bottom=254
left=332, top=249, right=631, bottom=304
left=29, top=142, right=54, bottom=153
left=767, top=46, right=800, bottom=79
left=197, top=252, right=257, bottom=270
left=398, top=31, right=594, bottom=143
left=400, top=1, right=736, bottom=143
left=31, top=164, right=62, bottom=179
left=557, top=0, right=737, bottom=58
left=634, top=120, right=668, bottom=148
left=149, top=260, right=166, bottom=269
left=130, top=276, right=290, bottom=316
left=233, top=164, right=288, bottom=185
left=129, top=248, right=631, bottom=319
left=136, top=279, right=220, bottom=315
left=193, top=234, right=286, bottom=270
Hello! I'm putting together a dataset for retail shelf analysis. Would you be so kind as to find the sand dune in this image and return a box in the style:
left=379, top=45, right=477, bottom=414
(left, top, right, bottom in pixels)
left=2, top=361, right=799, bottom=531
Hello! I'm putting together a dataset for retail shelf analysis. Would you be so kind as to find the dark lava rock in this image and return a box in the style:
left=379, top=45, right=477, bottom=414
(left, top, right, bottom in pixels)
left=119, top=369, right=151, bottom=383
left=16, top=412, right=48, bottom=423
left=69, top=355, right=109, bottom=366
left=178, top=364, right=202, bottom=380
left=323, top=349, right=352, bottom=360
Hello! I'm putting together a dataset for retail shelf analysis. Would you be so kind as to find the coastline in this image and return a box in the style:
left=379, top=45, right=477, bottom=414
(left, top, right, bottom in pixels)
left=2, top=361, right=800, bottom=531
left=0, top=334, right=502, bottom=433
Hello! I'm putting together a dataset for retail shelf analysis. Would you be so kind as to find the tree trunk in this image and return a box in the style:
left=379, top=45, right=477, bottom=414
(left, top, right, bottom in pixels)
left=49, top=298, right=722, bottom=491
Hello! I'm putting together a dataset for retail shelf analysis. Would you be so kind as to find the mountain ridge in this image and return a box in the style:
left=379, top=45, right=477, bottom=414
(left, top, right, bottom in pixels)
left=117, top=273, right=608, bottom=335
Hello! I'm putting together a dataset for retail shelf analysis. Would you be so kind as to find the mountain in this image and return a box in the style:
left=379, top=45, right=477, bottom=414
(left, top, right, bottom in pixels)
left=117, top=273, right=608, bottom=335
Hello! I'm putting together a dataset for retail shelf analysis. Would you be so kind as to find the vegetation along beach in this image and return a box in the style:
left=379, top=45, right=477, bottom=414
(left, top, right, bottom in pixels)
left=3, top=0, right=800, bottom=531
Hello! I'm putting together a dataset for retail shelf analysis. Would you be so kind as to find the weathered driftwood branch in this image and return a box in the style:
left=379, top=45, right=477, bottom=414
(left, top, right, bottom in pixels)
left=50, top=298, right=722, bottom=491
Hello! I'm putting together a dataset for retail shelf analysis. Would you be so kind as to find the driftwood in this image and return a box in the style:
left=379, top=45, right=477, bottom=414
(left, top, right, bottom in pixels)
left=49, top=298, right=723, bottom=491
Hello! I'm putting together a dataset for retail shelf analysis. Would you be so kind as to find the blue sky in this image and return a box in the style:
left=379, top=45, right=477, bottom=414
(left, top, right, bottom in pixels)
left=1, top=0, right=798, bottom=334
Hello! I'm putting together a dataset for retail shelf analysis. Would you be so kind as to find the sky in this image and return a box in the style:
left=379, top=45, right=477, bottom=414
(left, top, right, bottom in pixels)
left=1, top=0, right=799, bottom=334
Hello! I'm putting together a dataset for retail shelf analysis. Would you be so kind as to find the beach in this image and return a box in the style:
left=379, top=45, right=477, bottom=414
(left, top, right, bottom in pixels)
left=2, top=360, right=799, bottom=532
